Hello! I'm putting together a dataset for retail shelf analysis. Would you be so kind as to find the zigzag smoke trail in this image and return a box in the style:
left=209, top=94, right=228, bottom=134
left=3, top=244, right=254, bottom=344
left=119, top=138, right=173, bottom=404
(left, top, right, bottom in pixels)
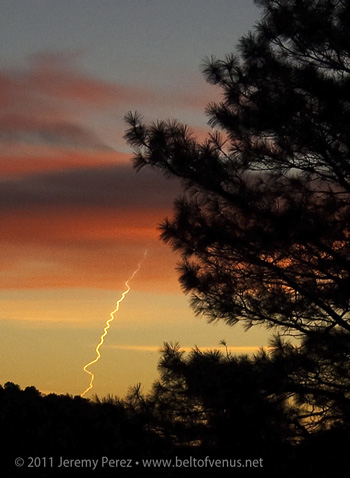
left=81, top=251, right=147, bottom=397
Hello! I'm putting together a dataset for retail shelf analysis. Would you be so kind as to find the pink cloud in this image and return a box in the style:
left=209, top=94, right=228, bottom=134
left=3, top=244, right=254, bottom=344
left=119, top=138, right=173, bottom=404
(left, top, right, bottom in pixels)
left=0, top=52, right=150, bottom=109
left=25, top=52, right=152, bottom=106
left=0, top=52, right=156, bottom=157
left=0, top=51, right=217, bottom=161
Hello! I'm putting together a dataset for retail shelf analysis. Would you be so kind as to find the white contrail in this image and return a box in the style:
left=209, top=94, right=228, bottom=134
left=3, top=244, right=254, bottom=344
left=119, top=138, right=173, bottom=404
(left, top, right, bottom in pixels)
left=81, top=251, right=147, bottom=397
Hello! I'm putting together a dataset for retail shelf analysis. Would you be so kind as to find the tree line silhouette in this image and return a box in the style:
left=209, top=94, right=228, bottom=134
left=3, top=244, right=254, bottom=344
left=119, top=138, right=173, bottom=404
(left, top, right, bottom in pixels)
left=3, top=0, right=350, bottom=475
left=1, top=336, right=349, bottom=476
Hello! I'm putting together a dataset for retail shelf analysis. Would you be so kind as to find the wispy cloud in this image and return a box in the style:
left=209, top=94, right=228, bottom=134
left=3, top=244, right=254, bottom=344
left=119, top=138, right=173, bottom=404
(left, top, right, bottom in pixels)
left=24, top=51, right=150, bottom=106
left=0, top=143, right=130, bottom=177
left=0, top=52, right=152, bottom=152
left=0, top=51, right=215, bottom=152
left=0, top=116, right=112, bottom=150
left=106, top=344, right=271, bottom=354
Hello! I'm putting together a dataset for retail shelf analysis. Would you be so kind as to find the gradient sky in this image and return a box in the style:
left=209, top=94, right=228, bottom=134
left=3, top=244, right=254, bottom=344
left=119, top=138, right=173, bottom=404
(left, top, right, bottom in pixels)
left=0, top=0, right=270, bottom=398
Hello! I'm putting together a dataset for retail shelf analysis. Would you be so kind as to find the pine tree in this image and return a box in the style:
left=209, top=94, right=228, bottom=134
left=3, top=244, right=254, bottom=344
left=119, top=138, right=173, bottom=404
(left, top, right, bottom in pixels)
left=125, top=0, right=350, bottom=338
left=124, top=0, right=350, bottom=430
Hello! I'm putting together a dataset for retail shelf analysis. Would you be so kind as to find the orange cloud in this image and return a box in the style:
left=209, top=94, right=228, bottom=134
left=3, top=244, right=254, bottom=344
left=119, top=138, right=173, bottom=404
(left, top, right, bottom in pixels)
left=0, top=238, right=179, bottom=292
left=0, top=51, right=218, bottom=295
left=0, top=209, right=159, bottom=244
left=0, top=144, right=131, bottom=177
left=0, top=164, right=182, bottom=291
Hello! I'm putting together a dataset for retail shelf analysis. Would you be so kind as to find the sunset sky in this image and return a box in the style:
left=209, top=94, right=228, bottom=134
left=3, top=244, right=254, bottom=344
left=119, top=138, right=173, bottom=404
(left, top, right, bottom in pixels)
left=0, top=0, right=271, bottom=398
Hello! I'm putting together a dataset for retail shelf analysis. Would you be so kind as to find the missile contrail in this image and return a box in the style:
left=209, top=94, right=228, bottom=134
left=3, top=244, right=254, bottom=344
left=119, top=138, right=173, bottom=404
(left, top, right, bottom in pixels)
left=81, top=251, right=147, bottom=397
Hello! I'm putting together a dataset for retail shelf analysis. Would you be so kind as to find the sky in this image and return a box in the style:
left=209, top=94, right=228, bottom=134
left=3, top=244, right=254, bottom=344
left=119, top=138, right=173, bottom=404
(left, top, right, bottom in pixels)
left=0, top=0, right=269, bottom=398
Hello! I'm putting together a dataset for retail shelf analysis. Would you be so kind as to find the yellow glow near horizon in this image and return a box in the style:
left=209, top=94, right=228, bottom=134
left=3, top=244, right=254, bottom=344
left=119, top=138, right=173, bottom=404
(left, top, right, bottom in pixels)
left=80, top=251, right=147, bottom=397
